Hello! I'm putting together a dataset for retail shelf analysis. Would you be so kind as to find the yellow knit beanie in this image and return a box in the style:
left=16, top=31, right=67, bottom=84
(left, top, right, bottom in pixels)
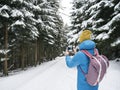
left=79, top=30, right=92, bottom=43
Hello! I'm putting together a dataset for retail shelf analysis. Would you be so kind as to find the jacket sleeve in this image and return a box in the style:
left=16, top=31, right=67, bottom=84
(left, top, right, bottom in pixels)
left=65, top=52, right=85, bottom=68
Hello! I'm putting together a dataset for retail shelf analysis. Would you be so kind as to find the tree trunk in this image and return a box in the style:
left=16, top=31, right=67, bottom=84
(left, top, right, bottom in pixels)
left=34, top=39, right=37, bottom=66
left=37, top=39, right=40, bottom=64
left=21, top=45, right=25, bottom=70
left=3, top=23, right=8, bottom=75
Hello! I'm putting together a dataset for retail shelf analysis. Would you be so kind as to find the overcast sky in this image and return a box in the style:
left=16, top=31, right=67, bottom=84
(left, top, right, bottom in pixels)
left=59, top=0, right=73, bottom=25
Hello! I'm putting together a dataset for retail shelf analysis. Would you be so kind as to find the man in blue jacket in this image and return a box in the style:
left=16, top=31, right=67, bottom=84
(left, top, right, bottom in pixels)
left=65, top=30, right=98, bottom=90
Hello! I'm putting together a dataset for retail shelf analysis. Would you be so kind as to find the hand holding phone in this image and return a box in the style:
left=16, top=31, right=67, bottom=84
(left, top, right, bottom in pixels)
left=66, top=46, right=74, bottom=56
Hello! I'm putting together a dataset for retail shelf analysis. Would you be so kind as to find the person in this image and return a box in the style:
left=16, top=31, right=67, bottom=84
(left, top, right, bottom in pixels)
left=65, top=30, right=98, bottom=90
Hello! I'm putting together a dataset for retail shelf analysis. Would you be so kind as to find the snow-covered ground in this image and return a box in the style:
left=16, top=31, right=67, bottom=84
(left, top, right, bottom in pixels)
left=0, top=56, right=120, bottom=90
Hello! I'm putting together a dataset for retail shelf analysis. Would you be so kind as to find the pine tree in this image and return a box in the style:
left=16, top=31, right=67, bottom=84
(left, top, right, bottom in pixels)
left=0, top=0, right=12, bottom=75
left=10, top=0, right=39, bottom=69
left=70, top=0, right=120, bottom=59
left=0, top=0, right=65, bottom=75
left=37, top=0, right=64, bottom=58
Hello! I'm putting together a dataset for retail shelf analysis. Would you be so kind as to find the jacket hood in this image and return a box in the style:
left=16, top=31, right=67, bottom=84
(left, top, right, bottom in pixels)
left=79, top=40, right=95, bottom=50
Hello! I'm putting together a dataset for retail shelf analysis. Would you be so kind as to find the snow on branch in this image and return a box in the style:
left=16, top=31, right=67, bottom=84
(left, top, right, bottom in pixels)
left=13, top=0, right=23, bottom=3
left=111, top=38, right=120, bottom=47
left=114, top=2, right=120, bottom=11
left=0, top=5, right=10, bottom=18
left=96, top=32, right=109, bottom=40
left=11, top=9, right=24, bottom=17
left=11, top=20, right=26, bottom=27
left=98, top=13, right=120, bottom=32
left=0, top=49, right=10, bottom=54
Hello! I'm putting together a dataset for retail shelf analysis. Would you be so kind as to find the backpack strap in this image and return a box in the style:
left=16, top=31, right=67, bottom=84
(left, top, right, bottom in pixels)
left=81, top=48, right=99, bottom=57
left=80, top=50, right=93, bottom=75
left=81, top=50, right=93, bottom=58
left=94, top=48, right=99, bottom=56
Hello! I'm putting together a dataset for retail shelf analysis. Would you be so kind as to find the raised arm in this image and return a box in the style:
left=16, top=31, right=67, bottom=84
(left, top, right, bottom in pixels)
left=65, top=52, right=85, bottom=68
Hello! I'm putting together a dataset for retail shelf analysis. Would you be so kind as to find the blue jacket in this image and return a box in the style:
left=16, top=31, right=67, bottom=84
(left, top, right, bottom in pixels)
left=65, top=40, right=98, bottom=90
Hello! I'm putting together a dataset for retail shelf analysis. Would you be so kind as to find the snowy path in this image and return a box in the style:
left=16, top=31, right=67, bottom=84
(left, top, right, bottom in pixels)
left=0, top=56, right=120, bottom=90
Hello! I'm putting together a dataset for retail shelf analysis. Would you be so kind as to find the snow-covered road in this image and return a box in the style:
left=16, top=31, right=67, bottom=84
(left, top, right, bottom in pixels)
left=0, top=56, right=120, bottom=90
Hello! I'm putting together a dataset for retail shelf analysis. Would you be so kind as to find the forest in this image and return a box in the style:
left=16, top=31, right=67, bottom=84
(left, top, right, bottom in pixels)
left=0, top=0, right=120, bottom=76
left=0, top=0, right=67, bottom=76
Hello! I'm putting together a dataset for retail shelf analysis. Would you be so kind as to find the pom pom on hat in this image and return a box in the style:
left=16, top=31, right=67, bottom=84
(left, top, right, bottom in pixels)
left=79, top=30, right=92, bottom=43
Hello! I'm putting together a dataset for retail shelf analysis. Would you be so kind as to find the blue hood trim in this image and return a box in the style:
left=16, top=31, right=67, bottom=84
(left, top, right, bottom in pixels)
left=79, top=40, right=95, bottom=50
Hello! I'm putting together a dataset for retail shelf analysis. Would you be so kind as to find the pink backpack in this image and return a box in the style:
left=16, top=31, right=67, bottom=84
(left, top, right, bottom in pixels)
left=80, top=49, right=109, bottom=86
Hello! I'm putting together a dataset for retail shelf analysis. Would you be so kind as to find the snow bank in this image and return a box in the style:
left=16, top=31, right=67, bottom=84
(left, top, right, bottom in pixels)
left=0, top=57, right=120, bottom=90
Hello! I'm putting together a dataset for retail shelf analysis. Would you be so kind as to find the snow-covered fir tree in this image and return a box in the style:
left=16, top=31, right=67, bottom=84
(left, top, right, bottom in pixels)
left=69, top=0, right=120, bottom=59
left=0, top=0, right=14, bottom=75
left=0, top=0, right=64, bottom=75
